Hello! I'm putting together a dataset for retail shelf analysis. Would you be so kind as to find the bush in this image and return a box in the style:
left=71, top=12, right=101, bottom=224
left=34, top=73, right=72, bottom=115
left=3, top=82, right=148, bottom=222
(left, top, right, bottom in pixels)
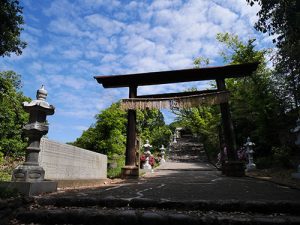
left=271, top=146, right=292, bottom=168
left=256, top=156, right=273, bottom=169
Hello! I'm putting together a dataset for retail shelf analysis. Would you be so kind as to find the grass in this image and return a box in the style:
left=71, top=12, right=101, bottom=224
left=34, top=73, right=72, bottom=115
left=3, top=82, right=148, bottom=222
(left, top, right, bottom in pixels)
left=0, top=156, right=23, bottom=182
left=107, top=156, right=125, bottom=179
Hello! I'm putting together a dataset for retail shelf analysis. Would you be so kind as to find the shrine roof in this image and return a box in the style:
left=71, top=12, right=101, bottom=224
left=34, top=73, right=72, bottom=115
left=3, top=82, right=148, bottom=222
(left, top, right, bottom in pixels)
left=94, top=62, right=259, bottom=88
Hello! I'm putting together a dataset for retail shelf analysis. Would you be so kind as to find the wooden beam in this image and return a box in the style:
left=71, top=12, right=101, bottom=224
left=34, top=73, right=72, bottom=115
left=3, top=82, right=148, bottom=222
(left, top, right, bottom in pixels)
left=136, top=89, right=219, bottom=99
left=94, top=62, right=259, bottom=88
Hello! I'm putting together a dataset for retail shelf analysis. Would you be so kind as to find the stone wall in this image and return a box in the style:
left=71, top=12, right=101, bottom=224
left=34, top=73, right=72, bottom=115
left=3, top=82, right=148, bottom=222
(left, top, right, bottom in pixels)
left=39, top=138, right=107, bottom=180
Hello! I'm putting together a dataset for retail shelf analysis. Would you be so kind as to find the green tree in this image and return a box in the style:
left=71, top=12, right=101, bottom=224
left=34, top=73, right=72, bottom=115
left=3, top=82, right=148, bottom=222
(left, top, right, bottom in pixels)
left=73, top=103, right=171, bottom=158
left=246, top=0, right=300, bottom=111
left=0, top=0, right=27, bottom=56
left=73, top=102, right=127, bottom=158
left=217, top=33, right=284, bottom=154
left=172, top=104, right=220, bottom=157
left=174, top=33, right=284, bottom=159
left=0, top=71, right=30, bottom=157
left=137, top=108, right=171, bottom=149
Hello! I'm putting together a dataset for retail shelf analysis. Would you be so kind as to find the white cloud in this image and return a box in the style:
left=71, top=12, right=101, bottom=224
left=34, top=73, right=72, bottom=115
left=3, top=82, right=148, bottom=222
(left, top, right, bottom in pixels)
left=85, top=14, right=124, bottom=36
left=62, top=49, right=83, bottom=59
left=208, top=3, right=239, bottom=29
left=1, top=0, right=274, bottom=143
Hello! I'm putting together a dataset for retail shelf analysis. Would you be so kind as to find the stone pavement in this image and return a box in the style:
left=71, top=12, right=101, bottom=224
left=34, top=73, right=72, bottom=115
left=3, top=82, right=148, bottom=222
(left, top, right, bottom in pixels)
left=8, top=161, right=300, bottom=224
left=48, top=161, right=300, bottom=202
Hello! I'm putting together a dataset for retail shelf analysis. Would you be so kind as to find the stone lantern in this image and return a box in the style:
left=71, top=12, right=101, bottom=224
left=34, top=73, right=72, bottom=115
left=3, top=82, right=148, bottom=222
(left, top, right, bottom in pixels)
left=173, top=132, right=177, bottom=143
left=160, top=145, right=166, bottom=164
left=6, top=85, right=57, bottom=196
left=291, top=118, right=300, bottom=146
left=244, top=137, right=256, bottom=171
left=291, top=118, right=300, bottom=179
left=143, top=140, right=152, bottom=170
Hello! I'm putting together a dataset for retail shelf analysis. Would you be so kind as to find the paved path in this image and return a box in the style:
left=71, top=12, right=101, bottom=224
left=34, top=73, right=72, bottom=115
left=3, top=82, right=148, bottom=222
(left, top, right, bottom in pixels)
left=52, top=161, right=300, bottom=202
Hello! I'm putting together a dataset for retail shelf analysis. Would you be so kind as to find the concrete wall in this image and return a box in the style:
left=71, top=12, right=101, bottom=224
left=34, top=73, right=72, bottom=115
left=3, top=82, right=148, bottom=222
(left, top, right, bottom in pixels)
left=39, top=138, right=107, bottom=180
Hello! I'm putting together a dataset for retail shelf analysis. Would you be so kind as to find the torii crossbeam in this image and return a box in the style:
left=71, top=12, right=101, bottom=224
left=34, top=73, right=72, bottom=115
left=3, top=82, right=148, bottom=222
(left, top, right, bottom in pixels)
left=94, top=62, right=259, bottom=178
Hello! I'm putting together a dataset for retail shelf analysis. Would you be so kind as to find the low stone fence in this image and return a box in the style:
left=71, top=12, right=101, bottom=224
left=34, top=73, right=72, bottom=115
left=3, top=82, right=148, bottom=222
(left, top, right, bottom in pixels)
left=39, top=138, right=107, bottom=181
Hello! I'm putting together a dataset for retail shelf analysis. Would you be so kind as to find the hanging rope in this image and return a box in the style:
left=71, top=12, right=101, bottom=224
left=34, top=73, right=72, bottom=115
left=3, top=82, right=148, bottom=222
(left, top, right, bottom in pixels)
left=120, top=91, right=230, bottom=110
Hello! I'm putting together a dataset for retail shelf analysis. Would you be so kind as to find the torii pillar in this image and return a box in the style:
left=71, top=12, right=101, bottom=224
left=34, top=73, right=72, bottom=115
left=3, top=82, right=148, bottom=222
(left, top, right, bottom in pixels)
left=121, top=85, right=139, bottom=178
left=217, top=79, right=244, bottom=176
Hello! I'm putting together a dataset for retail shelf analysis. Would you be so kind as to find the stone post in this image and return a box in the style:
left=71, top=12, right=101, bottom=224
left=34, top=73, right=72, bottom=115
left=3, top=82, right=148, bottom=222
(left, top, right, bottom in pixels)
left=160, top=145, right=166, bottom=164
left=244, top=137, right=256, bottom=171
left=1, top=86, right=58, bottom=196
left=291, top=118, right=300, bottom=179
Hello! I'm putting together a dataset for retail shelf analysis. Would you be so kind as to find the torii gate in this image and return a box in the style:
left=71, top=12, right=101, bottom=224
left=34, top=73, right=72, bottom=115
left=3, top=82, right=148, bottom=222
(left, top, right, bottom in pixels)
left=94, top=62, right=259, bottom=178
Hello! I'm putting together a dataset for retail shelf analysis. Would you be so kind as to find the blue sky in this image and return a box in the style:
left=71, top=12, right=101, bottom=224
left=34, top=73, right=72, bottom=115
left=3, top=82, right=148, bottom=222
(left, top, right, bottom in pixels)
left=0, top=0, right=274, bottom=143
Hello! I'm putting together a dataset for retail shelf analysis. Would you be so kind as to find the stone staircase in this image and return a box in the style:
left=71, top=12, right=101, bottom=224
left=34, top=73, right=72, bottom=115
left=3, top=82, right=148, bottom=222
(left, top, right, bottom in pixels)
left=5, top=196, right=300, bottom=224
left=168, top=135, right=208, bottom=163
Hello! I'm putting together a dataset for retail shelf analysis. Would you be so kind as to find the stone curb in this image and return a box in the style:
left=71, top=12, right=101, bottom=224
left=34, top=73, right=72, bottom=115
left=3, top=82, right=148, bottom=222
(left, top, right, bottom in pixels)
left=16, top=208, right=300, bottom=225
left=36, top=196, right=300, bottom=215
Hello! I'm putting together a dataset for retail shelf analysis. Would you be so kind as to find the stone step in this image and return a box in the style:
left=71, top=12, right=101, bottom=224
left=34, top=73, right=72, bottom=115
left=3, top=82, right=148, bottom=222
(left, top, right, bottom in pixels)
left=10, top=196, right=300, bottom=224
left=34, top=196, right=300, bottom=215
left=15, top=207, right=300, bottom=225
left=169, top=138, right=209, bottom=163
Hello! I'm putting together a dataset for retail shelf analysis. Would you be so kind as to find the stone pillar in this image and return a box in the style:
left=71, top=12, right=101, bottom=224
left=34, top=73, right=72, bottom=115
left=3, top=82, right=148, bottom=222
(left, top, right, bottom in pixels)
left=122, top=85, right=139, bottom=178
left=1, top=86, right=58, bottom=196
left=216, top=79, right=244, bottom=176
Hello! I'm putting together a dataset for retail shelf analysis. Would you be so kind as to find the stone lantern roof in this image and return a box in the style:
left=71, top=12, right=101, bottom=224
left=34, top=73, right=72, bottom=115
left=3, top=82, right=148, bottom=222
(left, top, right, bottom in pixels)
left=23, top=85, right=55, bottom=115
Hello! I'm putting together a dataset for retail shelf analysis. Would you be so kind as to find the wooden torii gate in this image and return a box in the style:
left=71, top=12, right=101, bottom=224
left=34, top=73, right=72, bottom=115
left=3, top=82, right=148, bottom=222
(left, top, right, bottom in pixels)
left=94, top=62, right=259, bottom=178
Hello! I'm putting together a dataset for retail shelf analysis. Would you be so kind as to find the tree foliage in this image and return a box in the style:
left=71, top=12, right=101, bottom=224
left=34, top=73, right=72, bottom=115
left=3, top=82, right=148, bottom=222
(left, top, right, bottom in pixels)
left=0, top=0, right=27, bottom=56
left=246, top=0, right=300, bottom=111
left=72, top=103, right=171, bottom=159
left=0, top=71, right=30, bottom=157
left=172, top=104, right=220, bottom=157
left=217, top=33, right=283, bottom=153
left=137, top=109, right=171, bottom=149
left=73, top=102, right=127, bottom=158
left=174, top=33, right=287, bottom=159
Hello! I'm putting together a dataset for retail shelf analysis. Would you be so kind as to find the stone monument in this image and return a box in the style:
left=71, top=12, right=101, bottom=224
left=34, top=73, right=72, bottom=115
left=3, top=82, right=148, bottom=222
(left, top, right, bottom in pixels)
left=1, top=85, right=58, bottom=196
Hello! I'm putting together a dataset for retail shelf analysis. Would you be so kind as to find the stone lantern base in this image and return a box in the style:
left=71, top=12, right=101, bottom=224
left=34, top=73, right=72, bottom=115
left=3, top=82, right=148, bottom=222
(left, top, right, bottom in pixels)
left=12, top=164, right=45, bottom=182
left=0, top=180, right=57, bottom=196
